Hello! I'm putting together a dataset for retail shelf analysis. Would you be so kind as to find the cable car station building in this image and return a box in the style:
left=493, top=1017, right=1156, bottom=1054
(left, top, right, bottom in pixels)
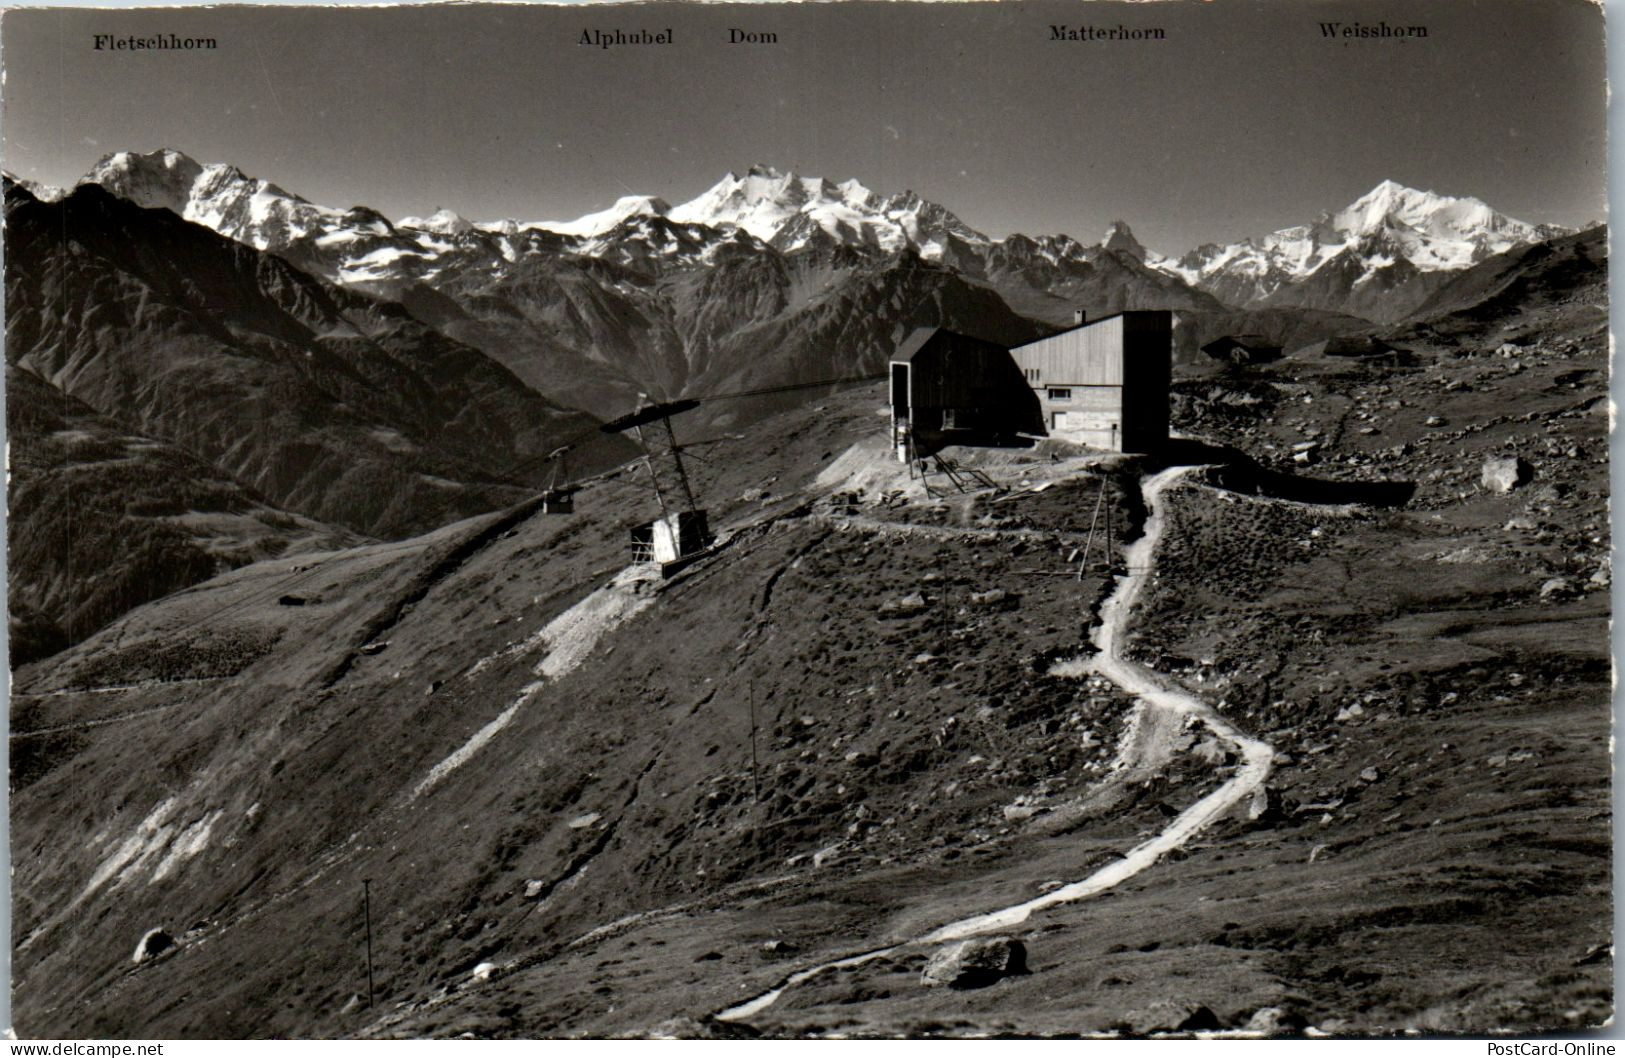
left=890, top=309, right=1172, bottom=459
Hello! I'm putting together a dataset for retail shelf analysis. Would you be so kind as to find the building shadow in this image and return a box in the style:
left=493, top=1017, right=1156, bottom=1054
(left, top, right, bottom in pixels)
left=1149, top=437, right=1416, bottom=507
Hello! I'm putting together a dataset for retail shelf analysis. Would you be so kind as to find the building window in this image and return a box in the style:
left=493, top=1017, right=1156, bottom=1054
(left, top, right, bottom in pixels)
left=1048, top=387, right=1072, bottom=401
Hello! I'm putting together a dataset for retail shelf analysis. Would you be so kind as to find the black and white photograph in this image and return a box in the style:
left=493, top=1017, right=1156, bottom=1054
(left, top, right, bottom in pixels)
left=0, top=0, right=1612, bottom=1040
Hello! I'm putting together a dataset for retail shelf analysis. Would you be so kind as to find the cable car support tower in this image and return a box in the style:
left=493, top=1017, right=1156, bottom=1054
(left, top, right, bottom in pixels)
left=601, top=398, right=715, bottom=575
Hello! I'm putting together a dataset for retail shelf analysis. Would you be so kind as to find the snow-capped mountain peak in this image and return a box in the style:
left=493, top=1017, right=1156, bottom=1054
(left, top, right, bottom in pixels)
left=1333, top=180, right=1517, bottom=248
left=665, top=165, right=987, bottom=259
left=399, top=208, right=475, bottom=236
left=532, top=194, right=672, bottom=237
left=1101, top=220, right=1147, bottom=261
left=83, top=147, right=348, bottom=251
left=67, top=151, right=1576, bottom=330
left=1151, top=178, right=1568, bottom=314
left=3, top=172, right=67, bottom=202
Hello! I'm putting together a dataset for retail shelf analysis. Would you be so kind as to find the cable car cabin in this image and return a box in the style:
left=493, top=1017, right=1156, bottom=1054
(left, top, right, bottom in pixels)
left=1008, top=311, right=1171, bottom=454
left=539, top=488, right=576, bottom=514
left=629, top=510, right=713, bottom=573
left=889, top=327, right=1042, bottom=461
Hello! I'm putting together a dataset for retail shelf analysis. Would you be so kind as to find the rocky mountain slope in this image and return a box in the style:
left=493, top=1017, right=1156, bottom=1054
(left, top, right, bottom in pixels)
left=1393, top=225, right=1608, bottom=344
left=9, top=226, right=1608, bottom=1036
left=6, top=366, right=362, bottom=667
left=4, top=179, right=613, bottom=538
left=4, top=177, right=633, bottom=652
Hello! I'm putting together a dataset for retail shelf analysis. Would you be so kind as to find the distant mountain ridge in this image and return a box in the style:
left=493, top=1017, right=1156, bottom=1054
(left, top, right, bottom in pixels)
left=59, top=150, right=1570, bottom=333
left=1155, top=180, right=1570, bottom=322
left=4, top=175, right=632, bottom=653
left=3, top=178, right=612, bottom=538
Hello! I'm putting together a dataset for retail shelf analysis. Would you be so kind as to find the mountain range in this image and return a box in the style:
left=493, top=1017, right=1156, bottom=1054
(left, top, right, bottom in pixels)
left=72, top=150, right=1571, bottom=330
left=56, top=149, right=1568, bottom=426
left=4, top=149, right=1584, bottom=655
left=3, top=177, right=625, bottom=658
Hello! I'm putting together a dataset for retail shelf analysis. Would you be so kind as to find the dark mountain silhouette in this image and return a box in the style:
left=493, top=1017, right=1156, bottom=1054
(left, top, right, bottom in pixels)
left=4, top=179, right=623, bottom=541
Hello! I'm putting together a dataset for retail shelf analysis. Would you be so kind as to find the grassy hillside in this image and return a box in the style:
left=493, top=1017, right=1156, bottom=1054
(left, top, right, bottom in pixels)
left=7, top=366, right=363, bottom=665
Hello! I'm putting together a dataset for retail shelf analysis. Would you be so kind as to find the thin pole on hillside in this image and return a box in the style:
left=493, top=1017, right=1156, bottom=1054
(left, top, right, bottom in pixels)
left=748, top=679, right=761, bottom=805
left=1105, top=479, right=1114, bottom=573
left=363, top=879, right=375, bottom=1009
left=1079, top=478, right=1106, bottom=580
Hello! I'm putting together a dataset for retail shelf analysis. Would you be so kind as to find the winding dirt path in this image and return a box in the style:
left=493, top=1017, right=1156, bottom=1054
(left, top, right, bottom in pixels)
left=716, top=466, right=1274, bottom=1023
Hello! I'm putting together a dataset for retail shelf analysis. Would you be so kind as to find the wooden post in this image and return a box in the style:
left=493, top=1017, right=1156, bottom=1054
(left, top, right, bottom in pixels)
left=363, top=879, right=375, bottom=1009
left=1079, top=477, right=1105, bottom=579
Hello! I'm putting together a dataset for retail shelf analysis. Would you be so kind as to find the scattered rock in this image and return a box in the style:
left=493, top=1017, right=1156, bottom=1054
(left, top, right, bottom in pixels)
left=647, top=1016, right=760, bottom=1040
left=1481, top=455, right=1532, bottom=493
left=811, top=843, right=844, bottom=868
left=1002, top=801, right=1040, bottom=823
left=523, top=879, right=547, bottom=899
left=470, top=961, right=499, bottom=981
left=1124, top=1000, right=1221, bottom=1034
left=568, top=812, right=601, bottom=830
left=132, top=927, right=175, bottom=964
left=1424, top=416, right=1446, bottom=427
left=1245, top=1006, right=1307, bottom=1035
left=1576, top=942, right=1612, bottom=966
left=1359, top=767, right=1380, bottom=784
left=1238, top=784, right=1289, bottom=824
left=920, top=936, right=1027, bottom=989
left=879, top=592, right=930, bottom=617
left=970, top=588, right=1012, bottom=608
left=761, top=939, right=798, bottom=955
left=1529, top=482, right=1565, bottom=502
left=1540, top=577, right=1575, bottom=600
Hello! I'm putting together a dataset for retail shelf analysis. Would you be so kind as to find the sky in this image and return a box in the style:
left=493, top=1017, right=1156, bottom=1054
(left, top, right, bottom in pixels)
left=0, top=0, right=1607, bottom=255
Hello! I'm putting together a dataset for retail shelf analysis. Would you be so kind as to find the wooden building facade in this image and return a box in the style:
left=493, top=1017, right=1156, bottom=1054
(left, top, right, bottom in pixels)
left=889, top=328, right=1040, bottom=459
left=1007, top=310, right=1172, bottom=453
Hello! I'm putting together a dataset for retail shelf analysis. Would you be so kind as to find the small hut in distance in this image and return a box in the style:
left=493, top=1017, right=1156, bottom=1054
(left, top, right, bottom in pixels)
left=1201, top=334, right=1284, bottom=366
left=1299, top=335, right=1410, bottom=363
